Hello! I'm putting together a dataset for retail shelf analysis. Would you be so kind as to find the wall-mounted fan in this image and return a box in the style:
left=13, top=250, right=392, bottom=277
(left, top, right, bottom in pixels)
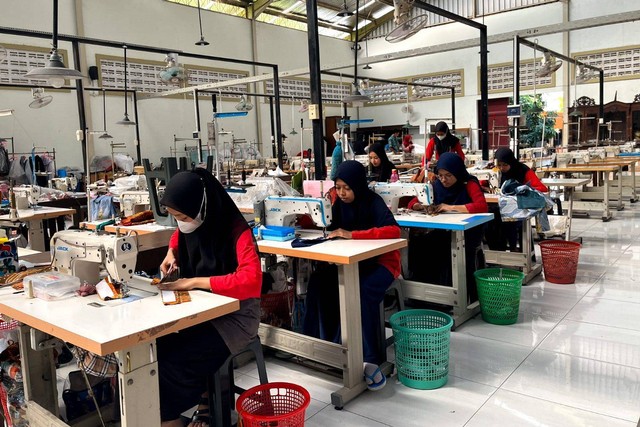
left=158, top=53, right=188, bottom=85
left=385, top=0, right=428, bottom=43
left=235, top=95, right=253, bottom=111
left=29, top=88, right=53, bottom=109
left=299, top=99, right=309, bottom=113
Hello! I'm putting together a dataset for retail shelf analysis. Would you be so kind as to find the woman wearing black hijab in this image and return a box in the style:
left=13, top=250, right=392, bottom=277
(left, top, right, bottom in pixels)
left=407, top=153, right=487, bottom=301
left=303, top=160, right=401, bottom=391
left=367, top=142, right=394, bottom=182
left=424, top=121, right=465, bottom=169
left=487, top=147, right=549, bottom=252
left=156, top=168, right=262, bottom=427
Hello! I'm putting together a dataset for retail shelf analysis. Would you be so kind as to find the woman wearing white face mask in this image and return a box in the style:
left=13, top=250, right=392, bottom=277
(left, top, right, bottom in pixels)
left=156, top=168, right=262, bottom=427
left=423, top=121, right=465, bottom=170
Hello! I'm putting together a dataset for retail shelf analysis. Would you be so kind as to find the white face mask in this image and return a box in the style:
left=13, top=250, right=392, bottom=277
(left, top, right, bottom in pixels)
left=176, top=191, right=206, bottom=234
left=437, top=134, right=446, bottom=141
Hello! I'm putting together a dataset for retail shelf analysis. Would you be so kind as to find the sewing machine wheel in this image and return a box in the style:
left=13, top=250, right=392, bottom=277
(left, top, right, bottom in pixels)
left=156, top=189, right=169, bottom=215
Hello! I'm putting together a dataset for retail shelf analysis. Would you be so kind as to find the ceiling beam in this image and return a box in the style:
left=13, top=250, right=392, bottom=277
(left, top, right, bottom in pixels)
left=247, top=0, right=274, bottom=20
left=141, top=9, right=640, bottom=98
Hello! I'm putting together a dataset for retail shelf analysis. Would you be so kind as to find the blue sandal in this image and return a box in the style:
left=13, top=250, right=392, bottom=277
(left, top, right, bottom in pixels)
left=364, top=367, right=386, bottom=391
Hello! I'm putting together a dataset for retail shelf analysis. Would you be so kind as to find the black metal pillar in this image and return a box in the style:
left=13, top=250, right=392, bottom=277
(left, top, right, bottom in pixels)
left=193, top=89, right=203, bottom=162
left=269, top=97, right=276, bottom=157
left=132, top=91, right=141, bottom=164
left=72, top=40, right=87, bottom=175
left=306, top=0, right=326, bottom=179
left=450, top=87, right=456, bottom=131
left=599, top=69, right=604, bottom=140
left=273, top=66, right=284, bottom=169
left=479, top=28, right=489, bottom=160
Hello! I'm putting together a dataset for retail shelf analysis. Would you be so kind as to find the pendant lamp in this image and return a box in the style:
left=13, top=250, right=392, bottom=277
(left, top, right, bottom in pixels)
left=289, top=97, right=298, bottom=135
left=99, top=90, right=113, bottom=139
left=25, top=0, right=86, bottom=87
left=195, top=0, right=210, bottom=46
left=116, top=46, right=136, bottom=125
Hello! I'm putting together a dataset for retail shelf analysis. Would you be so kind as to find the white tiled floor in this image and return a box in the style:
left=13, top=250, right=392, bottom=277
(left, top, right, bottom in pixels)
left=53, top=209, right=640, bottom=426
left=231, top=211, right=640, bottom=426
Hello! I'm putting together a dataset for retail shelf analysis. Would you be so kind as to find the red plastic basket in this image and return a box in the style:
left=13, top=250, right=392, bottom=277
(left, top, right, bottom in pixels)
left=236, top=382, right=310, bottom=427
left=260, top=286, right=295, bottom=328
left=539, top=240, right=581, bottom=284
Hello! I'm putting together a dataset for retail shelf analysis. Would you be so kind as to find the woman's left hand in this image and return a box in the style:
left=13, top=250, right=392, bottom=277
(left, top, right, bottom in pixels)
left=328, top=228, right=352, bottom=239
left=157, top=278, right=196, bottom=291
left=436, top=203, right=454, bottom=213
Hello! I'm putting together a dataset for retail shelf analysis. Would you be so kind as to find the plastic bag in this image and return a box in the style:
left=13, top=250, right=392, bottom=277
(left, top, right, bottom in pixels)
left=113, top=153, right=134, bottom=174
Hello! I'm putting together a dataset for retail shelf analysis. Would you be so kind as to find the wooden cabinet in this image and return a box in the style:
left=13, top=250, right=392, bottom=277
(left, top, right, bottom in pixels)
left=568, top=96, right=640, bottom=143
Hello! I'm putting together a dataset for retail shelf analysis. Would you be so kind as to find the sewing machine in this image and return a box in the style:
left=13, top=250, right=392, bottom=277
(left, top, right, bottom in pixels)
left=13, top=185, right=42, bottom=206
left=120, top=190, right=150, bottom=217
left=373, top=182, right=434, bottom=213
left=467, top=168, right=501, bottom=193
left=260, top=196, right=332, bottom=230
left=50, top=177, right=78, bottom=192
left=50, top=229, right=137, bottom=286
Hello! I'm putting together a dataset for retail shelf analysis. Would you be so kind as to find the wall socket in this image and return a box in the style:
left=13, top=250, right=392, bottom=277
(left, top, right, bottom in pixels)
left=308, top=104, right=319, bottom=120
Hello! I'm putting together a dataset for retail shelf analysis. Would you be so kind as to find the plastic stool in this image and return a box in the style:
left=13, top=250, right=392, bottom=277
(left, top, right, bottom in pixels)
left=207, top=336, right=269, bottom=427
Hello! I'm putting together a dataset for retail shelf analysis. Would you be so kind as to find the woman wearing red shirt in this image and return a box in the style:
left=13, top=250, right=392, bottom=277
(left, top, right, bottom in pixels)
left=423, top=121, right=465, bottom=168
left=407, top=153, right=487, bottom=302
left=156, top=168, right=262, bottom=427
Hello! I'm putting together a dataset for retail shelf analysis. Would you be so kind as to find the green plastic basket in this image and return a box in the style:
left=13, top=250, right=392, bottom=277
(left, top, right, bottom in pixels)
left=389, top=309, right=453, bottom=390
left=474, top=268, right=524, bottom=325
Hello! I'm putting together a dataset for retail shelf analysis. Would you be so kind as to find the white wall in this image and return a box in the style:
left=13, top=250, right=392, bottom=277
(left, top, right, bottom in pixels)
left=0, top=0, right=352, bottom=169
left=2, top=0, right=640, bottom=171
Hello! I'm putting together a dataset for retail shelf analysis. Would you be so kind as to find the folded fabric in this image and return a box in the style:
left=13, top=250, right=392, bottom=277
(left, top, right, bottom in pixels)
left=291, top=236, right=331, bottom=248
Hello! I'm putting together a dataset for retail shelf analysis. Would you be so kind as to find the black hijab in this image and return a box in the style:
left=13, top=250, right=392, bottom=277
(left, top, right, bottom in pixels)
left=434, top=152, right=477, bottom=206
left=434, top=121, right=460, bottom=157
left=495, top=147, right=530, bottom=185
left=368, top=142, right=393, bottom=182
left=160, top=168, right=250, bottom=279
left=330, top=160, right=397, bottom=232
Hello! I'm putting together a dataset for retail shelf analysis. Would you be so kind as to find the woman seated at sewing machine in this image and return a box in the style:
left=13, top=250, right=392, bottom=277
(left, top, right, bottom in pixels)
left=484, top=147, right=549, bottom=252
left=367, top=142, right=394, bottom=183
left=303, top=160, right=401, bottom=391
left=406, top=153, right=488, bottom=302
left=154, top=168, right=262, bottom=427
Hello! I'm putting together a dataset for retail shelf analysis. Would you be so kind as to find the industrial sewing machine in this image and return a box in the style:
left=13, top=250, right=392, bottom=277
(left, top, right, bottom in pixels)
left=373, top=182, right=434, bottom=213
left=50, top=229, right=137, bottom=287
left=259, top=195, right=332, bottom=230
left=467, top=168, right=501, bottom=193
left=119, top=190, right=151, bottom=217
left=13, top=185, right=42, bottom=206
left=50, top=177, right=78, bottom=192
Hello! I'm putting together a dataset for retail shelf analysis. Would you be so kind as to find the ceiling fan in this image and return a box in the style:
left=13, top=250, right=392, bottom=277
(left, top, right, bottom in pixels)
left=385, top=0, right=429, bottom=43
left=29, top=88, right=53, bottom=109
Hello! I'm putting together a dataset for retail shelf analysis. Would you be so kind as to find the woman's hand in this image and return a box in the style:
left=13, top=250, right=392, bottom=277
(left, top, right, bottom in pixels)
left=434, top=203, right=452, bottom=213
left=412, top=202, right=426, bottom=211
left=160, top=249, right=177, bottom=275
left=328, top=228, right=352, bottom=239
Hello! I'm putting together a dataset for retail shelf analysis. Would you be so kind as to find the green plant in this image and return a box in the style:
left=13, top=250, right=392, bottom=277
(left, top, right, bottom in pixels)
left=516, top=95, right=558, bottom=148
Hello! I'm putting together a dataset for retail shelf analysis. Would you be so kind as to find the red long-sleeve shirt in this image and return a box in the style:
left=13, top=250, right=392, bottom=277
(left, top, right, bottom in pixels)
left=168, top=228, right=262, bottom=300
left=407, top=180, right=488, bottom=214
left=423, top=138, right=466, bottom=166
left=351, top=225, right=402, bottom=279
left=523, top=169, right=548, bottom=193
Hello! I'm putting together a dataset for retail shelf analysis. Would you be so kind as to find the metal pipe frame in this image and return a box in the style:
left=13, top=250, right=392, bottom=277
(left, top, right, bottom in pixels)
left=411, top=0, right=489, bottom=160
left=0, top=24, right=284, bottom=167
left=515, top=36, right=605, bottom=141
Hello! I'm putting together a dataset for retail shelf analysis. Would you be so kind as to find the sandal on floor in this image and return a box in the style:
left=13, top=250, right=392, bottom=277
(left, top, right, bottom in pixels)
left=364, top=367, right=386, bottom=391
left=188, top=397, right=210, bottom=427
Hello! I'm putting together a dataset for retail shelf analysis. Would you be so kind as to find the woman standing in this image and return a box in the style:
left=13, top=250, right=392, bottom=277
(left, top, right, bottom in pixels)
left=156, top=168, right=262, bottom=427
left=424, top=121, right=465, bottom=169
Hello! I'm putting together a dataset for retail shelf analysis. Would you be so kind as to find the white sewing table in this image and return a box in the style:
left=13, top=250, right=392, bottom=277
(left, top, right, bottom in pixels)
left=0, top=276, right=239, bottom=427
left=394, top=211, right=494, bottom=326
left=256, top=232, right=406, bottom=409
left=482, top=194, right=542, bottom=284
left=541, top=178, right=591, bottom=241
left=0, top=207, right=75, bottom=251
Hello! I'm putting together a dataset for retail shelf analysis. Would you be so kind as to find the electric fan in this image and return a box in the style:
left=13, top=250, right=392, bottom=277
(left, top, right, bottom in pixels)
left=29, top=88, right=53, bottom=109
left=385, top=0, right=428, bottom=43
left=235, top=95, right=253, bottom=111
left=158, top=53, right=188, bottom=85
